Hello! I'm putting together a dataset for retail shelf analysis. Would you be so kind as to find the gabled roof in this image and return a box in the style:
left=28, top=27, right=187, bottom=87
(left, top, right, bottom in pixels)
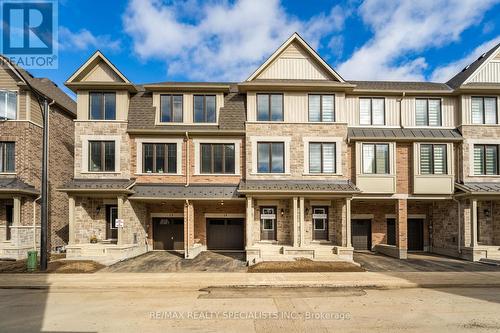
left=446, top=42, right=500, bottom=89
left=246, top=32, right=345, bottom=82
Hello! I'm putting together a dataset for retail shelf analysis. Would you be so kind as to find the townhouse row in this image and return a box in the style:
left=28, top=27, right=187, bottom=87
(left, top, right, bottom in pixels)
left=1, top=33, right=500, bottom=264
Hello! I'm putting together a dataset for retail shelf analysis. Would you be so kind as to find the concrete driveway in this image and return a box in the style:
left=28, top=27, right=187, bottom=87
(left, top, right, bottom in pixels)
left=102, top=251, right=247, bottom=273
left=354, top=251, right=500, bottom=272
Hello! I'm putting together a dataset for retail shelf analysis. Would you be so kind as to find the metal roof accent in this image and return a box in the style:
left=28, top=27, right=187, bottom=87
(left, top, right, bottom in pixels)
left=0, top=178, right=38, bottom=195
left=59, top=179, right=136, bottom=192
left=238, top=180, right=360, bottom=193
left=455, top=182, right=500, bottom=194
left=130, top=184, right=241, bottom=200
left=348, top=128, right=463, bottom=141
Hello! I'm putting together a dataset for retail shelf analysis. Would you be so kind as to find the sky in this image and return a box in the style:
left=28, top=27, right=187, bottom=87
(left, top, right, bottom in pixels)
left=28, top=0, right=500, bottom=98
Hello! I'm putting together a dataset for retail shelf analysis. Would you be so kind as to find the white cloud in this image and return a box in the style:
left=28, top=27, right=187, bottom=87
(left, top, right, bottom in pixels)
left=122, top=0, right=347, bottom=81
left=430, top=37, right=500, bottom=82
left=59, top=27, right=121, bottom=52
left=337, top=0, right=500, bottom=81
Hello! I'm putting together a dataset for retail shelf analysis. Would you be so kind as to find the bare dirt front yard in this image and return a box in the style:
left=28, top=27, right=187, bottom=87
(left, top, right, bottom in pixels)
left=0, top=256, right=104, bottom=274
left=248, top=258, right=365, bottom=273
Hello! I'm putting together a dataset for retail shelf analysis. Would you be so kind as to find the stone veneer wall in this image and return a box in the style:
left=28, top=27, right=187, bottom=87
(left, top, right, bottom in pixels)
left=121, top=198, right=148, bottom=245
left=302, top=199, right=345, bottom=246
left=252, top=199, right=292, bottom=245
left=74, top=197, right=108, bottom=243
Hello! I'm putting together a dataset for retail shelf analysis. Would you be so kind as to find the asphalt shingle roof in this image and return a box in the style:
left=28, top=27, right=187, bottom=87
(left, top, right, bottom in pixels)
left=349, top=81, right=452, bottom=91
left=0, top=178, right=37, bottom=195
left=130, top=184, right=240, bottom=199
left=348, top=128, right=463, bottom=141
left=238, top=180, right=359, bottom=193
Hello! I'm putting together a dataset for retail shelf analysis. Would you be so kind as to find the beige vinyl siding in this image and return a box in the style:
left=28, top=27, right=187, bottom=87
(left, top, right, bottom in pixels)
left=247, top=92, right=345, bottom=122
left=401, top=97, right=456, bottom=127
left=345, top=95, right=399, bottom=126
left=152, top=93, right=224, bottom=124
left=461, top=95, right=500, bottom=125
left=469, top=61, right=500, bottom=83
left=18, top=90, right=27, bottom=120
left=76, top=90, right=129, bottom=121
left=30, top=91, right=43, bottom=125
left=82, top=60, right=124, bottom=82
left=0, top=66, right=20, bottom=90
left=257, top=42, right=331, bottom=80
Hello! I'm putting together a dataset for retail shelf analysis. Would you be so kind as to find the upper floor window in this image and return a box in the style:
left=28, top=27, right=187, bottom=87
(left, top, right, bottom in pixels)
left=193, top=95, right=216, bottom=123
left=200, top=143, right=235, bottom=174
left=472, top=97, right=497, bottom=125
left=416, top=99, right=441, bottom=126
left=0, top=91, right=17, bottom=120
left=359, top=98, right=384, bottom=125
left=420, top=144, right=447, bottom=175
left=257, top=142, right=284, bottom=173
left=309, top=142, right=336, bottom=173
left=362, top=143, right=389, bottom=174
left=0, top=142, right=15, bottom=173
left=143, top=143, right=177, bottom=174
left=90, top=92, right=116, bottom=120
left=257, top=94, right=283, bottom=121
left=160, top=95, right=183, bottom=123
left=474, top=144, right=499, bottom=175
left=89, top=141, right=115, bottom=172
left=309, top=95, right=334, bottom=122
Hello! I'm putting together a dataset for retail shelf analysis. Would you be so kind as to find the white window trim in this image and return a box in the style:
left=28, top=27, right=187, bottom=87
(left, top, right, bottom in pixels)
left=193, top=138, right=241, bottom=176
left=81, top=135, right=121, bottom=174
left=250, top=136, right=291, bottom=175
left=302, top=137, right=343, bottom=175
left=135, top=138, right=183, bottom=175
left=0, top=89, right=19, bottom=120
left=413, top=142, right=453, bottom=176
left=468, top=139, right=500, bottom=177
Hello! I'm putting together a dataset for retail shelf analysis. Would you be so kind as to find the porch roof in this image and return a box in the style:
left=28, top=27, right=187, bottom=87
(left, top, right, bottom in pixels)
left=129, top=183, right=241, bottom=200
left=455, top=182, right=500, bottom=195
left=0, top=178, right=38, bottom=196
left=348, top=128, right=463, bottom=142
left=238, top=180, right=360, bottom=194
left=58, top=178, right=136, bottom=194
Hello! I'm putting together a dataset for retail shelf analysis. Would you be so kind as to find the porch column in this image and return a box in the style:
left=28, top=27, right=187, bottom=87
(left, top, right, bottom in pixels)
left=117, top=196, right=124, bottom=245
left=395, top=199, right=408, bottom=259
left=245, top=196, right=253, bottom=248
left=184, top=200, right=194, bottom=258
left=293, top=196, right=299, bottom=247
left=68, top=196, right=75, bottom=245
left=345, top=198, right=352, bottom=248
left=299, top=197, right=305, bottom=247
left=471, top=198, right=478, bottom=247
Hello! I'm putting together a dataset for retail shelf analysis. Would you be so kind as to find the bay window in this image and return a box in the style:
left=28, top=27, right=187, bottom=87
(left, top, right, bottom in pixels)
left=471, top=97, right=497, bottom=124
left=257, top=142, right=284, bottom=173
left=143, top=143, right=177, bottom=173
left=362, top=143, right=389, bottom=174
left=309, top=142, right=336, bottom=173
left=359, top=98, right=384, bottom=125
left=420, top=144, right=447, bottom=174
left=309, top=94, right=334, bottom=122
left=474, top=144, right=499, bottom=175
left=416, top=98, right=442, bottom=126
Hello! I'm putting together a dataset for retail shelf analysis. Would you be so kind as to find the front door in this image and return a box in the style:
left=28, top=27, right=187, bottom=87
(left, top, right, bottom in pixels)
left=351, top=219, right=371, bottom=250
left=207, top=218, right=244, bottom=250
left=312, top=206, right=328, bottom=240
left=153, top=217, right=184, bottom=250
left=106, top=205, right=118, bottom=241
left=260, top=207, right=277, bottom=241
left=407, top=218, right=424, bottom=251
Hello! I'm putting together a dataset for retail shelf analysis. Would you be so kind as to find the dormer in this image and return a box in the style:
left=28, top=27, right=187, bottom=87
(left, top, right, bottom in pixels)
left=65, top=51, right=136, bottom=121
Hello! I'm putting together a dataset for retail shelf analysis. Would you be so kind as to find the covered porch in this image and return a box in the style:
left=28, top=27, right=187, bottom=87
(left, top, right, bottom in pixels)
left=239, top=180, right=359, bottom=265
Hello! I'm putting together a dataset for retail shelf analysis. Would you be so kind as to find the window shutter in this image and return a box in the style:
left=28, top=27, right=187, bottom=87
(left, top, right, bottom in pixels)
left=372, top=99, right=385, bottom=125
left=323, top=143, right=336, bottom=173
left=485, top=145, right=498, bottom=175
left=375, top=144, right=389, bottom=173
left=359, top=99, right=371, bottom=125
left=433, top=145, right=446, bottom=174
left=309, top=143, right=321, bottom=173
left=471, top=98, right=483, bottom=124
left=322, top=95, right=335, bottom=122
left=473, top=145, right=484, bottom=175
left=362, top=144, right=375, bottom=173
left=420, top=145, right=432, bottom=174
left=308, top=95, right=321, bottom=122
left=415, top=99, right=427, bottom=126
left=484, top=97, right=497, bottom=125
left=428, top=99, right=441, bottom=126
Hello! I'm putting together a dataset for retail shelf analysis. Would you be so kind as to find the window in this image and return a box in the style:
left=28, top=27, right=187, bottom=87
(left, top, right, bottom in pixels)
left=88, top=141, right=115, bottom=172
left=474, top=144, right=499, bottom=175
left=193, top=95, right=216, bottom=123
left=257, top=142, right=284, bottom=173
left=89, top=92, right=116, bottom=120
left=106, top=205, right=118, bottom=241
left=200, top=143, right=235, bottom=174
left=143, top=143, right=177, bottom=174
left=261, top=207, right=276, bottom=230
left=160, top=95, right=183, bottom=122
left=416, top=99, right=442, bottom=126
left=257, top=94, right=283, bottom=121
left=0, top=91, right=17, bottom=120
left=0, top=142, right=15, bottom=173
left=309, top=142, right=336, bottom=173
left=359, top=98, right=385, bottom=125
left=362, top=143, right=389, bottom=174
left=420, top=144, right=447, bottom=175
left=472, top=97, right=497, bottom=124
left=309, top=95, right=334, bottom=122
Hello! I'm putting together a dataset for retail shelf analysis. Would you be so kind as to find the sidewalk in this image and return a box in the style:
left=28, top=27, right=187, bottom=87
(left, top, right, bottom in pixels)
left=1, top=271, right=500, bottom=290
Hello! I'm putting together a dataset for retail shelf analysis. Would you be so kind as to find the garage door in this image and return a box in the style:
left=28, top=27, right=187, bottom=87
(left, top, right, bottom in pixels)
left=351, top=219, right=371, bottom=250
left=153, top=218, right=184, bottom=250
left=407, top=218, right=424, bottom=251
left=207, top=218, right=244, bottom=250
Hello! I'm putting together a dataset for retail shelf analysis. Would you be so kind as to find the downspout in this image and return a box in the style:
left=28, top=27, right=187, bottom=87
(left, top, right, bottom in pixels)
left=452, top=197, right=461, bottom=254
left=33, top=196, right=41, bottom=250
left=185, top=199, right=189, bottom=259
left=185, top=131, right=190, bottom=187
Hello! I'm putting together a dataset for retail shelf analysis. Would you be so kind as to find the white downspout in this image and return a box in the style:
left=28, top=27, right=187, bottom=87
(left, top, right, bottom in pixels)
left=185, top=131, right=190, bottom=187
left=33, top=196, right=41, bottom=250
left=452, top=197, right=461, bottom=254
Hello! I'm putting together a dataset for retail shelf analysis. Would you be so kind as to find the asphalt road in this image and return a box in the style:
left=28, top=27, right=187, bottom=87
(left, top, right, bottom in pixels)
left=1, top=285, right=500, bottom=332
